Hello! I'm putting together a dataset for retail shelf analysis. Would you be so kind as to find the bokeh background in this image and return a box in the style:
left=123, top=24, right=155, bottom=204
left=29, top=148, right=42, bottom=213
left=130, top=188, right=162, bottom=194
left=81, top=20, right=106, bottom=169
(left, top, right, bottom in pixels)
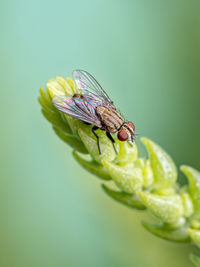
left=1, top=0, right=200, bottom=266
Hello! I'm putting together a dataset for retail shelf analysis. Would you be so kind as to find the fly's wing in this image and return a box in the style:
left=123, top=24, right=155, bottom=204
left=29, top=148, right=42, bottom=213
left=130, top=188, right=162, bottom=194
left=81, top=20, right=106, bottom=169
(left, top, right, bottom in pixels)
left=52, top=95, right=102, bottom=127
left=73, top=70, right=114, bottom=107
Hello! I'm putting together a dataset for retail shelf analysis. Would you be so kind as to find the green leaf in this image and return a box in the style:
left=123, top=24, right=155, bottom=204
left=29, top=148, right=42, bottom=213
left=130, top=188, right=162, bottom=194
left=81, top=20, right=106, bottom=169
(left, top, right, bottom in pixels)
left=102, top=160, right=143, bottom=193
left=102, top=184, right=145, bottom=210
left=39, top=87, right=51, bottom=103
left=42, top=109, right=71, bottom=134
left=141, top=138, right=177, bottom=190
left=53, top=127, right=87, bottom=153
left=137, top=191, right=184, bottom=224
left=38, top=96, right=53, bottom=113
left=181, top=165, right=200, bottom=219
left=190, top=254, right=200, bottom=267
left=142, top=221, right=190, bottom=243
left=73, top=151, right=111, bottom=180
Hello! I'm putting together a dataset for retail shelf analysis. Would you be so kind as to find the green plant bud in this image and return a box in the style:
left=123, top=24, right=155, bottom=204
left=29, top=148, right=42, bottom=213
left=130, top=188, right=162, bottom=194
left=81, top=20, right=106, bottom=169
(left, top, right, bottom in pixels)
left=137, top=191, right=184, bottom=224
left=102, top=184, right=146, bottom=210
left=142, top=221, right=190, bottom=242
left=181, top=193, right=194, bottom=218
left=187, top=228, right=200, bottom=247
left=114, top=141, right=138, bottom=166
left=73, top=151, right=111, bottom=180
left=56, top=77, right=75, bottom=95
left=102, top=161, right=143, bottom=193
left=141, top=138, right=177, bottom=190
left=190, top=254, right=200, bottom=267
left=47, top=78, right=67, bottom=98
left=78, top=129, right=116, bottom=164
left=181, top=166, right=200, bottom=219
left=47, top=77, right=77, bottom=98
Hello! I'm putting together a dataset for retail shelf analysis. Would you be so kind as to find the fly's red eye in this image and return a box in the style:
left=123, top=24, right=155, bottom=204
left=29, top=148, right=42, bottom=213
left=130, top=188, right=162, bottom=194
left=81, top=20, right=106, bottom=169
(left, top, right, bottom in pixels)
left=117, top=130, right=129, bottom=141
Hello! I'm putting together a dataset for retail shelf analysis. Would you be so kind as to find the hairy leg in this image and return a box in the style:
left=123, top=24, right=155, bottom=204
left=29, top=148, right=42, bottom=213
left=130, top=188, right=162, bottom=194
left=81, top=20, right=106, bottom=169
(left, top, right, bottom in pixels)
left=106, top=132, right=117, bottom=155
left=92, top=126, right=101, bottom=155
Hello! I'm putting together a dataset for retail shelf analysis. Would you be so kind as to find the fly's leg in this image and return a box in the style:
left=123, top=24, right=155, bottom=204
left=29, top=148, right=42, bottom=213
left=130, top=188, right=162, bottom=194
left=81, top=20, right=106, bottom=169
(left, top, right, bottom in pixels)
left=106, top=132, right=117, bottom=155
left=83, top=122, right=91, bottom=125
left=128, top=133, right=137, bottom=147
left=127, top=141, right=133, bottom=147
left=92, top=126, right=101, bottom=155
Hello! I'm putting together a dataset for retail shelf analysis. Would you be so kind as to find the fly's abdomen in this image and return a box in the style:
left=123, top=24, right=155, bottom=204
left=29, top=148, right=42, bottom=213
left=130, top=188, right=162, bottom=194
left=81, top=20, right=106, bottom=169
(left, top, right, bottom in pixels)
left=96, top=106, right=124, bottom=133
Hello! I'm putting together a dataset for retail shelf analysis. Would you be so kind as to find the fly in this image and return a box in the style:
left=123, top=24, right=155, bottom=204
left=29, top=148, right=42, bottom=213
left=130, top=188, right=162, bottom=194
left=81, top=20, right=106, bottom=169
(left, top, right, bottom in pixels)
left=53, top=70, right=136, bottom=154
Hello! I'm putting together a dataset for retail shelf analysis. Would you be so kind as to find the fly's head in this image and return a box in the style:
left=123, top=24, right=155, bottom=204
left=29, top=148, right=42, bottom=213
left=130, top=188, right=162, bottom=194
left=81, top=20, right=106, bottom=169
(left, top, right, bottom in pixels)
left=117, top=121, right=136, bottom=142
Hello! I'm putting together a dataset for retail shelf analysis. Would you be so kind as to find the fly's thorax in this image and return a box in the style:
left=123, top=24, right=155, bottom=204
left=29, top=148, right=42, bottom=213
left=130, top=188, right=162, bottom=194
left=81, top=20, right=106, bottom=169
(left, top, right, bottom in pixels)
left=95, top=105, right=124, bottom=133
left=117, top=121, right=135, bottom=141
left=95, top=105, right=107, bottom=116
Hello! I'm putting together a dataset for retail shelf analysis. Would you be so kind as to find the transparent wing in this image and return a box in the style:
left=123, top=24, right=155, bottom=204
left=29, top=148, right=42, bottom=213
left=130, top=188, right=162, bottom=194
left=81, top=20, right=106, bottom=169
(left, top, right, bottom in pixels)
left=73, top=70, right=114, bottom=107
left=52, top=95, right=102, bottom=127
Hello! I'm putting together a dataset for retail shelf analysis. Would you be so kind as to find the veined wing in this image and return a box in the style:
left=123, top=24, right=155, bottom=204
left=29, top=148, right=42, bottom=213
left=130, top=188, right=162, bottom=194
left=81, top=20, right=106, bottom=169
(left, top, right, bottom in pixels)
left=73, top=70, right=114, bottom=107
left=52, top=95, right=102, bottom=127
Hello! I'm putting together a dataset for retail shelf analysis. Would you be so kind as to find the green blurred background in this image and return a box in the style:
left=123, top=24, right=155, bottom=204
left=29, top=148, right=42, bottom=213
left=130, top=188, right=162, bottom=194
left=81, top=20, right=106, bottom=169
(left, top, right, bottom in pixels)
left=1, top=0, right=200, bottom=266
